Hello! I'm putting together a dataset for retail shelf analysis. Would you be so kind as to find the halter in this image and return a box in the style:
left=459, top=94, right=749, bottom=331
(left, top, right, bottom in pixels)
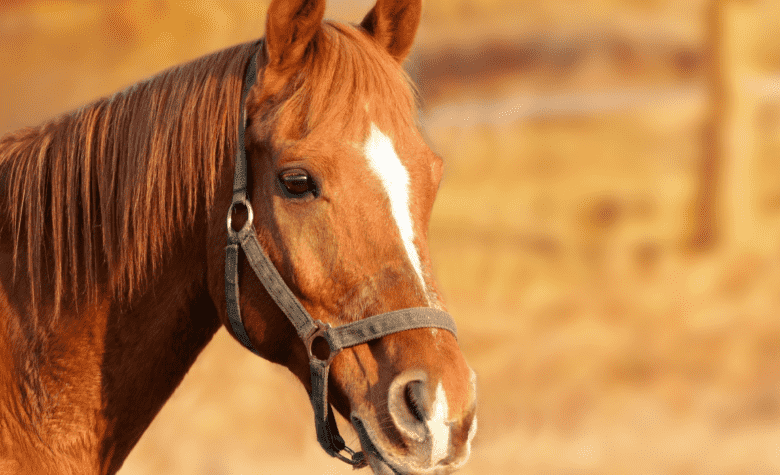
left=224, top=49, right=458, bottom=466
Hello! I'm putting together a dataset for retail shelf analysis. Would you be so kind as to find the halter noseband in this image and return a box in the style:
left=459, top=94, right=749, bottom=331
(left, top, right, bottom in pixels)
left=224, top=50, right=458, bottom=466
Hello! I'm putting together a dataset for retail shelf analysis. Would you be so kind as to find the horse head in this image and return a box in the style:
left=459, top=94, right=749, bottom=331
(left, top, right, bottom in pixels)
left=207, top=0, right=477, bottom=473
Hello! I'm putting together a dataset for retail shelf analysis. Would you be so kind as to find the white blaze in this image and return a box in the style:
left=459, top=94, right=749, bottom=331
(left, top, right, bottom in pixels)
left=362, top=123, right=427, bottom=293
left=429, top=381, right=451, bottom=464
left=467, top=368, right=478, bottom=445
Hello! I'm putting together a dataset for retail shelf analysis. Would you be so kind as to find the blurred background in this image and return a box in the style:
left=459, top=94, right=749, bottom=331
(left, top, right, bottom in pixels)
left=2, top=0, right=780, bottom=473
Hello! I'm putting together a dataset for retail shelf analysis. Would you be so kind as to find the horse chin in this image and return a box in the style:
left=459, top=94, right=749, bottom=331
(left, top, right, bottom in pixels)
left=366, top=454, right=403, bottom=475
left=349, top=415, right=398, bottom=473
left=352, top=415, right=446, bottom=475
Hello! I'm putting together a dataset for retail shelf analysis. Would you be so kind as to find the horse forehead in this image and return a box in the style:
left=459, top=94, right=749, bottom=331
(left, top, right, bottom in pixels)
left=353, top=123, right=428, bottom=192
left=352, top=122, right=429, bottom=169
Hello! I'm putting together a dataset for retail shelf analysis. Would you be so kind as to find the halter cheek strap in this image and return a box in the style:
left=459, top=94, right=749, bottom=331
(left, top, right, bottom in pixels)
left=225, top=50, right=458, bottom=467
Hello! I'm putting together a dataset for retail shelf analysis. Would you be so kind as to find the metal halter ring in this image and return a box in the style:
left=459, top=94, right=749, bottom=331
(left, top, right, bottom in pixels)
left=226, top=197, right=254, bottom=236
left=304, top=320, right=340, bottom=365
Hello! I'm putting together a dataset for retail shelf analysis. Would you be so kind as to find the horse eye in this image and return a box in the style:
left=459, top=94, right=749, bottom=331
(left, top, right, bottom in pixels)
left=279, top=170, right=316, bottom=197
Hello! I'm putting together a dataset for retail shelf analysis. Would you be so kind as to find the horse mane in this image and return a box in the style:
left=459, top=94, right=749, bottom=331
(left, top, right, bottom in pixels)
left=0, top=41, right=258, bottom=324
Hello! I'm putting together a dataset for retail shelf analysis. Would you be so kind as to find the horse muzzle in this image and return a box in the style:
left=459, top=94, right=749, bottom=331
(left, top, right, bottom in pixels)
left=350, top=369, right=478, bottom=475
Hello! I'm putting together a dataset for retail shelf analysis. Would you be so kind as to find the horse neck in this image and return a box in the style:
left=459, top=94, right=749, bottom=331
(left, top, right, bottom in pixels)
left=0, top=41, right=254, bottom=471
left=96, top=235, right=222, bottom=473
left=0, top=165, right=222, bottom=475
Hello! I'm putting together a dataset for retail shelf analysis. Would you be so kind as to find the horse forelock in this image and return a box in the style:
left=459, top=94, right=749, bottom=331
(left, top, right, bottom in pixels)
left=0, top=41, right=259, bottom=325
left=263, top=21, right=419, bottom=143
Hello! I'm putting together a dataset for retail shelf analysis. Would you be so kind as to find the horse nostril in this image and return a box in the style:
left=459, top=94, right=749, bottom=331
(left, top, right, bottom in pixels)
left=404, top=380, right=428, bottom=422
left=388, top=370, right=430, bottom=443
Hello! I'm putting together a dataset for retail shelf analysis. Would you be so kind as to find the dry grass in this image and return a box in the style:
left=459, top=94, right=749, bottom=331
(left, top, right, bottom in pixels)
left=2, top=1, right=780, bottom=474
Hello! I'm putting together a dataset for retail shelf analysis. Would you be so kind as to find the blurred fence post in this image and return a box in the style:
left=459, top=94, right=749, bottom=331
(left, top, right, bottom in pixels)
left=692, top=0, right=760, bottom=252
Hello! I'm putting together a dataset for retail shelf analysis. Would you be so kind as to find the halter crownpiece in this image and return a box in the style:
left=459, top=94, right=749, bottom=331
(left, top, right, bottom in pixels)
left=224, top=48, right=459, bottom=466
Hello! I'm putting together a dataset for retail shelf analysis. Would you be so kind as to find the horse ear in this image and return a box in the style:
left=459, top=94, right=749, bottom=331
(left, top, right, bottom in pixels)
left=360, top=0, right=422, bottom=62
left=264, top=0, right=326, bottom=74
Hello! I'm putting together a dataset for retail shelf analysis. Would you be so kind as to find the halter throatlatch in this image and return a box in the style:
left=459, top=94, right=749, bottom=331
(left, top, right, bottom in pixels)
left=225, top=50, right=459, bottom=467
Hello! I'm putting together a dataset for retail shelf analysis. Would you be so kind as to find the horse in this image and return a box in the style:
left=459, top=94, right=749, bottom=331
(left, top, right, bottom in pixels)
left=0, top=0, right=477, bottom=473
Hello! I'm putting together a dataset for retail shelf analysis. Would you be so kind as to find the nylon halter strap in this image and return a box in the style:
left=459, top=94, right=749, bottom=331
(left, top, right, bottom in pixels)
left=225, top=51, right=459, bottom=467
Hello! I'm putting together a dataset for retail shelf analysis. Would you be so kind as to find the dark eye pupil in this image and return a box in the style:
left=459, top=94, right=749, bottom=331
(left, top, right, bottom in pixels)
left=282, top=174, right=311, bottom=195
